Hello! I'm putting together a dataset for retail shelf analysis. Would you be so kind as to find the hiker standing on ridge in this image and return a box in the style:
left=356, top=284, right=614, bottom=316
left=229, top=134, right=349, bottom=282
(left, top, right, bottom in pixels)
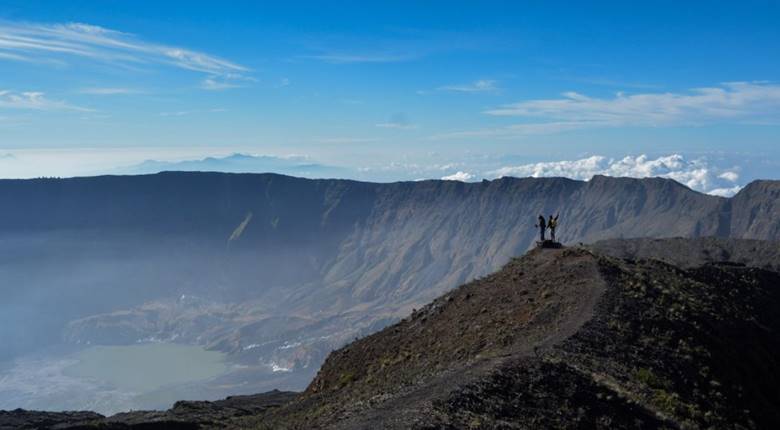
left=536, top=215, right=546, bottom=242
left=548, top=214, right=559, bottom=242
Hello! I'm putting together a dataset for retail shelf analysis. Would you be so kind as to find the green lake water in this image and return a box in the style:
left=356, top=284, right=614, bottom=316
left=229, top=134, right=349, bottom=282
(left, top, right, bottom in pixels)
left=64, top=343, right=228, bottom=392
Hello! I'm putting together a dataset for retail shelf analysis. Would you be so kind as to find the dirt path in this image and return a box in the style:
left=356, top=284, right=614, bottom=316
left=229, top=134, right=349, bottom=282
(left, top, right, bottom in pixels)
left=329, top=248, right=607, bottom=429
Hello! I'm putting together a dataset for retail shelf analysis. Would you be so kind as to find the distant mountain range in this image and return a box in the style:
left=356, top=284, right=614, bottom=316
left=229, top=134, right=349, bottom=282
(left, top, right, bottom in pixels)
left=115, top=153, right=351, bottom=178
left=0, top=172, right=778, bottom=409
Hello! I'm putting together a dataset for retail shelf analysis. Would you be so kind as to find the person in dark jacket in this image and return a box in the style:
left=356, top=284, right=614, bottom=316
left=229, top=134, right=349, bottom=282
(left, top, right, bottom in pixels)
left=536, top=215, right=546, bottom=241
left=548, top=214, right=559, bottom=242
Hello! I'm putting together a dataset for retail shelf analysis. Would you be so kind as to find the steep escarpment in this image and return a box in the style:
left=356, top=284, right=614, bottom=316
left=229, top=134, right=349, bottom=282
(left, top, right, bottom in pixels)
left=2, top=174, right=779, bottom=406
left=565, top=175, right=725, bottom=241
left=6, top=241, right=780, bottom=429
left=728, top=180, right=780, bottom=239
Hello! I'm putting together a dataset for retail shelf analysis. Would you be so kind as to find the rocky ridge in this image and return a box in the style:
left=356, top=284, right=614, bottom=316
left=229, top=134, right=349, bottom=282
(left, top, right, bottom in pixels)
left=12, top=238, right=779, bottom=429
left=589, top=236, right=780, bottom=272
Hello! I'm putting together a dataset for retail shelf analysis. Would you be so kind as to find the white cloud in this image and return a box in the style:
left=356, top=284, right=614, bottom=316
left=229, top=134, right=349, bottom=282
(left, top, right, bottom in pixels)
left=200, top=77, right=240, bottom=91
left=484, top=82, right=780, bottom=129
left=159, top=111, right=191, bottom=117
left=304, top=53, right=417, bottom=64
left=0, top=51, right=31, bottom=61
left=0, top=90, right=89, bottom=111
left=376, top=122, right=418, bottom=130
left=79, top=87, right=138, bottom=95
left=438, top=79, right=498, bottom=93
left=441, top=171, right=474, bottom=181
left=0, top=21, right=249, bottom=85
left=708, top=185, right=743, bottom=197
left=161, top=47, right=245, bottom=75
left=315, top=137, right=379, bottom=144
left=201, top=73, right=257, bottom=91
left=376, top=112, right=417, bottom=130
left=435, top=82, right=780, bottom=140
left=487, top=154, right=744, bottom=196
left=159, top=108, right=226, bottom=117
left=299, top=29, right=484, bottom=66
left=567, top=77, right=662, bottom=90
left=718, top=171, right=739, bottom=182
left=429, top=121, right=590, bottom=140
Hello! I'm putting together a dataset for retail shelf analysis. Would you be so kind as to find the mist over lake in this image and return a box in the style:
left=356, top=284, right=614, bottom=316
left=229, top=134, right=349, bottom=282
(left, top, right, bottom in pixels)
left=0, top=344, right=229, bottom=415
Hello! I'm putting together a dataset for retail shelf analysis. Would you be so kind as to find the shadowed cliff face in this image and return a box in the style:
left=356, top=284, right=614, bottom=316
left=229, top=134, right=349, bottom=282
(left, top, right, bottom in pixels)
left=1, top=173, right=778, bottom=406
left=728, top=180, right=780, bottom=239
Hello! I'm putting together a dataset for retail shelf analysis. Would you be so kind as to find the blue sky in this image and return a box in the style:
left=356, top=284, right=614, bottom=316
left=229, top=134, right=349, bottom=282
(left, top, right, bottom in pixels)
left=0, top=1, right=778, bottom=194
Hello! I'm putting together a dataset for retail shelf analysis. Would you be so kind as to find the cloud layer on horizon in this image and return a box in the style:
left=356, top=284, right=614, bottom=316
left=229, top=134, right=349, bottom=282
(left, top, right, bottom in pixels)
left=484, top=154, right=742, bottom=196
left=441, top=171, right=475, bottom=181
left=0, top=150, right=749, bottom=197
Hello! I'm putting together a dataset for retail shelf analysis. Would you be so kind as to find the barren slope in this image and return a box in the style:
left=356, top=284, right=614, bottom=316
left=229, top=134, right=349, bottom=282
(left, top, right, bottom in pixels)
left=6, top=241, right=780, bottom=429
left=244, top=245, right=779, bottom=429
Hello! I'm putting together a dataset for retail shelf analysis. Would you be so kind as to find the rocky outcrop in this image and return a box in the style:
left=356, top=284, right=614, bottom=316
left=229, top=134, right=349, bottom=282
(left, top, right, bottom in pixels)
left=589, top=236, right=780, bottom=272
left=0, top=391, right=296, bottom=430
left=0, top=409, right=102, bottom=430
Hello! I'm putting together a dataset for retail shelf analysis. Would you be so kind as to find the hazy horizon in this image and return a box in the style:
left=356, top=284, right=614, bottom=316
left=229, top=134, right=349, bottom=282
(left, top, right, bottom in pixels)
left=1, top=1, right=778, bottom=195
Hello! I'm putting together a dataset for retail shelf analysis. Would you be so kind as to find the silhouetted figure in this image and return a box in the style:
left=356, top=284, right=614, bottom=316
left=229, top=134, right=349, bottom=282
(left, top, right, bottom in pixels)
left=536, top=215, right=546, bottom=241
left=548, top=214, right=559, bottom=242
